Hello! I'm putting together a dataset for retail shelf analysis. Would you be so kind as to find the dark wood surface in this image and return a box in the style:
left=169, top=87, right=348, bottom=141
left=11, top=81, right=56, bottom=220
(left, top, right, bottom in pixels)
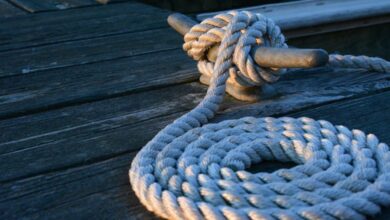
left=0, top=1, right=390, bottom=220
left=8, top=0, right=289, bottom=13
left=0, top=2, right=170, bottom=51
left=0, top=0, right=26, bottom=17
left=9, top=0, right=99, bottom=12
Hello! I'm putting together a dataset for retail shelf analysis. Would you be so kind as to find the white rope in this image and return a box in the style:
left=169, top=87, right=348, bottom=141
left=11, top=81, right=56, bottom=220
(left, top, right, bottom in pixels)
left=129, top=11, right=390, bottom=220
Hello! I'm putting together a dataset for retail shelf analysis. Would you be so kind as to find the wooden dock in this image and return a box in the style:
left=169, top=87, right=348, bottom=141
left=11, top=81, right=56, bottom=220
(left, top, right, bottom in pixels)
left=0, top=0, right=390, bottom=219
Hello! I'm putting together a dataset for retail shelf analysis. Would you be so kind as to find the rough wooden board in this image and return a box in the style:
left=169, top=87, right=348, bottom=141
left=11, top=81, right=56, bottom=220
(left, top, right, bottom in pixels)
left=0, top=152, right=159, bottom=219
left=0, top=27, right=181, bottom=77
left=2, top=66, right=390, bottom=182
left=283, top=14, right=390, bottom=39
left=0, top=0, right=26, bottom=18
left=197, top=0, right=390, bottom=31
left=139, top=0, right=288, bottom=14
left=0, top=2, right=170, bottom=52
left=2, top=89, right=390, bottom=219
left=97, top=0, right=128, bottom=4
left=0, top=83, right=209, bottom=182
left=9, top=0, right=98, bottom=12
left=288, top=23, right=390, bottom=60
left=0, top=49, right=197, bottom=119
left=1, top=22, right=388, bottom=120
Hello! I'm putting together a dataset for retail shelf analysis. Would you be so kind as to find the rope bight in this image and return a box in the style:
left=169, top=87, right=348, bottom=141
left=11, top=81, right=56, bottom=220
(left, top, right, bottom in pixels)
left=130, top=11, right=390, bottom=220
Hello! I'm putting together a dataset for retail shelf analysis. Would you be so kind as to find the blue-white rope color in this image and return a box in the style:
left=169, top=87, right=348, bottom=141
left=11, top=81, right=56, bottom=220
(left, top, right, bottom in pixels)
left=130, top=11, right=390, bottom=220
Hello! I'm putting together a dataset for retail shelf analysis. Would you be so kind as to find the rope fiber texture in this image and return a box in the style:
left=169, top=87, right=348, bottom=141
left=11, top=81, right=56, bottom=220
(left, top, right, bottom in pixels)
left=130, top=11, right=390, bottom=220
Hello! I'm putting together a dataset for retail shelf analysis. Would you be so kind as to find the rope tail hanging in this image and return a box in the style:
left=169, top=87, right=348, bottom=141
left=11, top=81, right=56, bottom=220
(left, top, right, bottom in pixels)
left=130, top=11, right=390, bottom=220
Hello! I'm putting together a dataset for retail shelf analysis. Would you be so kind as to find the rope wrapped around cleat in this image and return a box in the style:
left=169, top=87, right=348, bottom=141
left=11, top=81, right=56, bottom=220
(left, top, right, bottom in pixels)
left=130, top=11, right=390, bottom=220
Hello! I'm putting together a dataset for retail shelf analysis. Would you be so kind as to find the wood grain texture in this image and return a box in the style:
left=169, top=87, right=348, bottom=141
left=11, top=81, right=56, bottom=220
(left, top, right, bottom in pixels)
left=1, top=66, right=390, bottom=182
left=140, top=0, right=293, bottom=14
left=0, top=27, right=181, bottom=77
left=0, top=1, right=389, bottom=219
left=289, top=23, right=390, bottom=60
left=97, top=0, right=127, bottom=4
left=0, top=152, right=159, bottom=219
left=0, top=0, right=26, bottom=18
left=9, top=0, right=98, bottom=12
left=198, top=0, right=390, bottom=31
left=0, top=23, right=388, bottom=120
left=0, top=2, right=170, bottom=52
left=0, top=49, right=197, bottom=119
left=0, top=83, right=208, bottom=182
left=2, top=88, right=390, bottom=219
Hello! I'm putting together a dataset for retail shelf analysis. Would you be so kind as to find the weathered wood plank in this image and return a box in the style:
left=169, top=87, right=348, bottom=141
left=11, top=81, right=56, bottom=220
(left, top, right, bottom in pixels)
left=0, top=153, right=158, bottom=219
left=0, top=2, right=170, bottom=51
left=0, top=83, right=209, bottom=182
left=2, top=89, right=390, bottom=219
left=0, top=27, right=181, bottom=77
left=0, top=49, right=197, bottom=119
left=97, top=0, right=128, bottom=4
left=0, top=152, right=158, bottom=219
left=11, top=0, right=133, bottom=12
left=1, top=6, right=386, bottom=81
left=288, top=23, right=390, bottom=60
left=0, top=22, right=388, bottom=120
left=1, top=66, right=390, bottom=182
left=0, top=0, right=26, bottom=18
left=9, top=0, right=98, bottom=12
left=137, top=0, right=302, bottom=14
left=198, top=0, right=390, bottom=34
left=1, top=1, right=389, bottom=219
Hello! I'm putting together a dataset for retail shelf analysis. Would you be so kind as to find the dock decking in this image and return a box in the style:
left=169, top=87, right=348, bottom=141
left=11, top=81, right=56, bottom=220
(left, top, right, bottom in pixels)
left=1, top=1, right=390, bottom=219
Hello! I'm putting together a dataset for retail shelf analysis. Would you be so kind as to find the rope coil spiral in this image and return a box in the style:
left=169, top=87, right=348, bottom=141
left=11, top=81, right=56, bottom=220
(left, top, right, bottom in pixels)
left=130, top=11, right=390, bottom=220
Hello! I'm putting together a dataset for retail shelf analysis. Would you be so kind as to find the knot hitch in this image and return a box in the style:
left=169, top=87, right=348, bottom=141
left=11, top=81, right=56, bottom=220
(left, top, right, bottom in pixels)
left=168, top=12, right=329, bottom=101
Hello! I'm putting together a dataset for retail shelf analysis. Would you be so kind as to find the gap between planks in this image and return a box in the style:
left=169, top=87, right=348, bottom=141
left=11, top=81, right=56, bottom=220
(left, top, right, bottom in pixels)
left=1, top=88, right=390, bottom=219
left=0, top=0, right=26, bottom=18
left=1, top=66, right=390, bottom=183
left=0, top=23, right=388, bottom=121
left=0, top=1, right=171, bottom=52
left=9, top=0, right=127, bottom=13
left=198, top=0, right=390, bottom=35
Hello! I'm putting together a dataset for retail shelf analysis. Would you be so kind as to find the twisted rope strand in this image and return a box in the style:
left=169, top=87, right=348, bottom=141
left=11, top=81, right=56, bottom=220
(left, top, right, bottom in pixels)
left=130, top=11, right=390, bottom=220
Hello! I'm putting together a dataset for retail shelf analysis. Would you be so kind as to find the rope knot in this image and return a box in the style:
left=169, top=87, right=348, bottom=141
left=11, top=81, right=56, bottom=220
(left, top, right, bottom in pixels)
left=183, top=11, right=287, bottom=87
left=130, top=10, right=390, bottom=220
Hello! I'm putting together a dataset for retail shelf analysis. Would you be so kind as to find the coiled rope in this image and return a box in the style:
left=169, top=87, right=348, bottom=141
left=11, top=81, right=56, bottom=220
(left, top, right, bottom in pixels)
left=130, top=11, right=390, bottom=220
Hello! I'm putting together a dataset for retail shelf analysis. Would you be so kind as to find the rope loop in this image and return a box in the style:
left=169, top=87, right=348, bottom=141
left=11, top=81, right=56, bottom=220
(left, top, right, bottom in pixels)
left=184, top=11, right=287, bottom=87
left=130, top=11, right=390, bottom=220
